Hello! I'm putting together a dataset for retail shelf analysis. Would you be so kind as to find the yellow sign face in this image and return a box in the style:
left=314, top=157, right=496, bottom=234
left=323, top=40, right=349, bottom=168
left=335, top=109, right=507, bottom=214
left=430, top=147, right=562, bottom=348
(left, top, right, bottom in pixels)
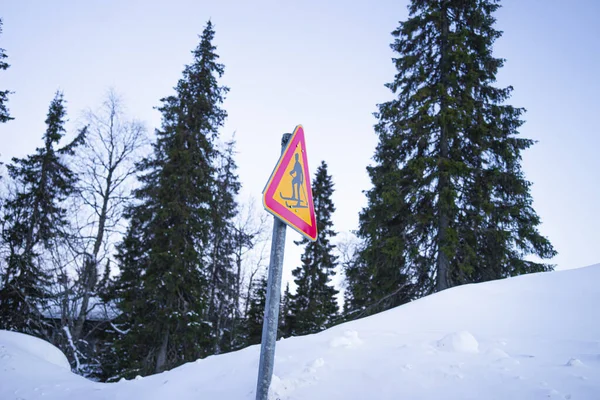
left=272, top=141, right=312, bottom=227
left=263, top=125, right=317, bottom=241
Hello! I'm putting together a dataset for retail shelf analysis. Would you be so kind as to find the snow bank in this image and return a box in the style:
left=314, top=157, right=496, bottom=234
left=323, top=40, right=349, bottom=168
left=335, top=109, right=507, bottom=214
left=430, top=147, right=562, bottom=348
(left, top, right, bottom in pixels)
left=1, top=263, right=599, bottom=399
left=0, top=330, right=70, bottom=369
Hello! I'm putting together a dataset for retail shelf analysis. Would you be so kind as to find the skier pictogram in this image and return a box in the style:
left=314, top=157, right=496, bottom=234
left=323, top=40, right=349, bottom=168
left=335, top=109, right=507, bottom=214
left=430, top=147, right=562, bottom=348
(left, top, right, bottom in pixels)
left=279, top=153, right=309, bottom=209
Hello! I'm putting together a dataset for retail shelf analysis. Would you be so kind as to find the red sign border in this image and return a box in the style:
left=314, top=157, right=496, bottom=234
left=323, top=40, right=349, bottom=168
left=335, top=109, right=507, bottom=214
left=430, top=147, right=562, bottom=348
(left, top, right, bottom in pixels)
left=262, top=125, right=317, bottom=241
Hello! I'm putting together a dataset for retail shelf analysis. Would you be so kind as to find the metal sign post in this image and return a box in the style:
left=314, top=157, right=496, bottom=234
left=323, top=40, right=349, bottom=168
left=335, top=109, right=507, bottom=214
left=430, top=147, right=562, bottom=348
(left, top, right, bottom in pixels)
left=255, top=133, right=291, bottom=400
left=256, top=126, right=317, bottom=400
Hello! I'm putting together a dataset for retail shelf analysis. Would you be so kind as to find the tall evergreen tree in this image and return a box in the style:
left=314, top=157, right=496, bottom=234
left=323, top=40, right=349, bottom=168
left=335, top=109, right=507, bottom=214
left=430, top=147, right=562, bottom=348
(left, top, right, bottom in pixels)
left=0, top=92, right=85, bottom=335
left=0, top=18, right=12, bottom=123
left=287, top=161, right=338, bottom=336
left=349, top=0, right=556, bottom=312
left=243, top=274, right=267, bottom=346
left=345, top=151, right=414, bottom=316
left=279, top=282, right=292, bottom=338
left=109, top=21, right=229, bottom=378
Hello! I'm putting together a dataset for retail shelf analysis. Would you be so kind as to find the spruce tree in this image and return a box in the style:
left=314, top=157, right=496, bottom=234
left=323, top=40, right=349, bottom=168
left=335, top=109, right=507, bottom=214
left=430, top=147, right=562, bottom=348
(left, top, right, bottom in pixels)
left=0, top=18, right=12, bottom=123
left=109, top=21, right=229, bottom=378
left=279, top=282, right=292, bottom=338
left=345, top=152, right=414, bottom=316
left=350, top=0, right=556, bottom=311
left=288, top=161, right=338, bottom=336
left=244, top=274, right=267, bottom=346
left=0, top=92, right=85, bottom=335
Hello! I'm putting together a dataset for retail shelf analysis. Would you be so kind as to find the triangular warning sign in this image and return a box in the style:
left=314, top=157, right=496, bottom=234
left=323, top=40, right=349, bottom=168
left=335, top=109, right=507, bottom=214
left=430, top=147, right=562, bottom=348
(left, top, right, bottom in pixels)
left=263, top=125, right=317, bottom=241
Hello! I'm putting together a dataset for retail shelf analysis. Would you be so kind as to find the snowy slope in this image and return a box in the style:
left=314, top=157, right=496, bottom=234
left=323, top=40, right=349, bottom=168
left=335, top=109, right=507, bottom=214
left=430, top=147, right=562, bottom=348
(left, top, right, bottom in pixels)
left=1, top=264, right=599, bottom=400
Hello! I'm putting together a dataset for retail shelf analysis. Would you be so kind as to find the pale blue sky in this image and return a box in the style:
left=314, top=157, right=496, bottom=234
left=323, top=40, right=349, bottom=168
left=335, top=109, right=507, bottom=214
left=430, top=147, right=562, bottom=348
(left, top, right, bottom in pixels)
left=1, top=1, right=598, bottom=285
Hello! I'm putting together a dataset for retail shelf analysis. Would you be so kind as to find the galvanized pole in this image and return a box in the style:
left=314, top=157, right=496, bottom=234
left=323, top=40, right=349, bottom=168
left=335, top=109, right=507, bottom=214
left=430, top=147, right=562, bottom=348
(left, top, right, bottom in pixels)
left=255, top=133, right=291, bottom=400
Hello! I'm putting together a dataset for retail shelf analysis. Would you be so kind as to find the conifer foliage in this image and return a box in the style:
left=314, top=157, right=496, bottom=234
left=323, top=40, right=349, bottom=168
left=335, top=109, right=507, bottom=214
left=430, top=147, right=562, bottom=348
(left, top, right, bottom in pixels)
left=347, top=0, right=556, bottom=314
left=108, top=21, right=230, bottom=378
left=244, top=274, right=267, bottom=346
left=279, top=282, right=292, bottom=338
left=0, top=92, right=86, bottom=335
left=0, top=18, right=12, bottom=123
left=286, top=161, right=338, bottom=336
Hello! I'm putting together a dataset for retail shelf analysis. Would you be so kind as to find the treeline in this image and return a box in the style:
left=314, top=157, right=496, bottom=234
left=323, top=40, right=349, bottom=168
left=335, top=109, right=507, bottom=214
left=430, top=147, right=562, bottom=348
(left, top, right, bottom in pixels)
left=0, top=0, right=556, bottom=382
left=0, top=19, right=341, bottom=381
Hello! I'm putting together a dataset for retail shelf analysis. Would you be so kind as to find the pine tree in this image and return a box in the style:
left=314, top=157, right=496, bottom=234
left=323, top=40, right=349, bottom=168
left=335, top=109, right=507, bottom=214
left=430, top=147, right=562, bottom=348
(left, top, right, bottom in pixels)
left=244, top=274, right=267, bottom=346
left=288, top=161, right=338, bottom=336
left=109, top=21, right=229, bottom=378
left=0, top=18, right=12, bottom=123
left=0, top=92, right=85, bottom=335
left=350, top=0, right=556, bottom=310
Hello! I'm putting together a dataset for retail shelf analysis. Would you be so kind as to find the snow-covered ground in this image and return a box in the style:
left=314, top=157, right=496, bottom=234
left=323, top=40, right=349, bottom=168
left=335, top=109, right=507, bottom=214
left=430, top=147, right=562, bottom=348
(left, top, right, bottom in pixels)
left=2, top=264, right=599, bottom=399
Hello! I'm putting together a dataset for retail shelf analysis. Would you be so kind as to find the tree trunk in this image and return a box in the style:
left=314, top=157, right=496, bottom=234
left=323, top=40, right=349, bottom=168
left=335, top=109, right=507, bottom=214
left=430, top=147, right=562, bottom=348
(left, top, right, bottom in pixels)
left=436, top=1, right=450, bottom=292
left=155, top=329, right=170, bottom=373
left=73, top=169, right=112, bottom=340
left=232, top=238, right=243, bottom=348
left=72, top=256, right=97, bottom=339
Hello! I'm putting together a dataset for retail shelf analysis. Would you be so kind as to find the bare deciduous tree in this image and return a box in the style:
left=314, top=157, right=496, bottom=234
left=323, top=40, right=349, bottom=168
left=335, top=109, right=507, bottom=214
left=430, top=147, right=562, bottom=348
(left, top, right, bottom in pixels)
left=229, top=198, right=270, bottom=348
left=46, top=90, right=147, bottom=376
left=72, top=89, right=147, bottom=338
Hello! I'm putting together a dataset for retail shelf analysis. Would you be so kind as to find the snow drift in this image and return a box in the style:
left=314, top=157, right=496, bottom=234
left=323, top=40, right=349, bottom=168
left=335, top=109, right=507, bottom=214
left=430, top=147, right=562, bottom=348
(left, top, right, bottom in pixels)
left=1, top=264, right=599, bottom=399
left=0, top=330, right=70, bottom=370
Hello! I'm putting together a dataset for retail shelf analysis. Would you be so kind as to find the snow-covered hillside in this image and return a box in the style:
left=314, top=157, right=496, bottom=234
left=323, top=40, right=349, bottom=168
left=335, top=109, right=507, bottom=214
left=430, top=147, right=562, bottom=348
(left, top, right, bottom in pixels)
left=2, top=265, right=599, bottom=399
